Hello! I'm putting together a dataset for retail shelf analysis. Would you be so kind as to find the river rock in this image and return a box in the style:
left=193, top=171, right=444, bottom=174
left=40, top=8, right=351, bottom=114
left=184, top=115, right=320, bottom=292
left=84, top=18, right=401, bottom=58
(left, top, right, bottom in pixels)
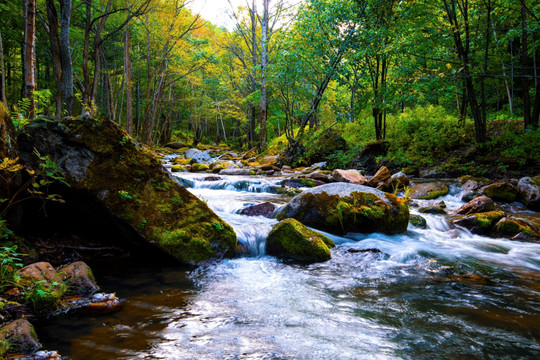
left=17, top=262, right=57, bottom=286
left=219, top=168, right=256, bottom=176
left=171, top=165, right=185, bottom=172
left=494, top=217, right=540, bottom=240
left=242, top=149, right=257, bottom=160
left=418, top=206, right=447, bottom=215
left=453, top=211, right=505, bottom=234
left=275, top=183, right=409, bottom=235
left=18, top=117, right=237, bottom=265
left=186, top=149, right=211, bottom=163
left=58, top=261, right=98, bottom=295
left=266, top=218, right=335, bottom=262
left=0, top=319, right=41, bottom=355
left=331, top=169, right=367, bottom=184
left=191, top=163, right=210, bottom=172
left=367, top=166, right=391, bottom=187
left=481, top=181, right=518, bottom=203
left=262, top=155, right=280, bottom=166
left=172, top=157, right=190, bottom=165
left=163, top=142, right=186, bottom=150
left=308, top=171, right=332, bottom=183
left=517, top=176, right=540, bottom=211
left=410, top=215, right=427, bottom=228
left=456, top=196, right=495, bottom=215
left=240, top=202, right=277, bottom=218
left=409, top=182, right=449, bottom=200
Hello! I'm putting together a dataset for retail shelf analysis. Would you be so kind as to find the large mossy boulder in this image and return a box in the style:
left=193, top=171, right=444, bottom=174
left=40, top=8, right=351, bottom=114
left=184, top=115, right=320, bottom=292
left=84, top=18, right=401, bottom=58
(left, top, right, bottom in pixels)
left=266, top=218, right=335, bottom=262
left=481, top=182, right=519, bottom=203
left=453, top=211, right=505, bottom=234
left=18, top=117, right=237, bottom=265
left=494, top=217, right=540, bottom=240
left=0, top=319, right=41, bottom=355
left=275, top=183, right=409, bottom=235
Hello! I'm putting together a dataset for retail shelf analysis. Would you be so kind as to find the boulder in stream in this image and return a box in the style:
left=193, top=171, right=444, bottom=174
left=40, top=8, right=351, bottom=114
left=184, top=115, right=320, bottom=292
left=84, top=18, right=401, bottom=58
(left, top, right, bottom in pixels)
left=0, top=319, right=41, bottom=355
left=453, top=211, right=505, bottom=235
left=456, top=196, right=495, bottom=215
left=275, top=183, right=409, bottom=235
left=18, top=117, right=237, bottom=265
left=240, top=202, right=277, bottom=218
left=266, top=218, right=335, bottom=262
left=494, top=217, right=540, bottom=240
left=331, top=169, right=367, bottom=184
left=517, top=176, right=540, bottom=211
left=409, top=182, right=449, bottom=200
left=481, top=181, right=519, bottom=203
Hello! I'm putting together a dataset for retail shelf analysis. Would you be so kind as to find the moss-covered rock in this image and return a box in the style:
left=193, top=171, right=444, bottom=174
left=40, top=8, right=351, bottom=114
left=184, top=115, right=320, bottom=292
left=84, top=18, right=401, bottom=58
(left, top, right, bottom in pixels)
left=409, top=182, right=449, bottom=200
left=172, top=157, right=190, bottom=165
left=0, top=319, right=41, bottom=355
left=171, top=165, right=185, bottom=172
left=275, top=183, right=409, bottom=235
left=494, top=218, right=540, bottom=240
left=18, top=117, right=237, bottom=265
left=410, top=215, right=427, bottom=228
left=418, top=206, right=447, bottom=215
left=481, top=182, right=518, bottom=203
left=266, top=218, right=335, bottom=262
left=58, top=261, right=99, bottom=295
left=456, top=195, right=495, bottom=215
left=191, top=163, right=210, bottom=172
left=453, top=211, right=505, bottom=234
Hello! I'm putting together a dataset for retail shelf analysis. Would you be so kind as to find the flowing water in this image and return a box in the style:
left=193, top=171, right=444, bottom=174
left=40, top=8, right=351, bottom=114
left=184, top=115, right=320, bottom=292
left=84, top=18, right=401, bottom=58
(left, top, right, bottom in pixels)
left=38, top=170, right=540, bottom=359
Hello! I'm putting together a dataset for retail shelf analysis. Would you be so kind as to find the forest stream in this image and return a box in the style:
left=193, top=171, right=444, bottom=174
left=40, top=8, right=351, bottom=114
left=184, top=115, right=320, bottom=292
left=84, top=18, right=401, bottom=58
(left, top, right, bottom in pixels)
left=36, top=160, right=540, bottom=359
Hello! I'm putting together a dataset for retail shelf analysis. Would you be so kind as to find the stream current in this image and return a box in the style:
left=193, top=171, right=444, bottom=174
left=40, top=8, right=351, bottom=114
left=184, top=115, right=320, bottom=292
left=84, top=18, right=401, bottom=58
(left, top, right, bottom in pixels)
left=39, top=169, right=540, bottom=359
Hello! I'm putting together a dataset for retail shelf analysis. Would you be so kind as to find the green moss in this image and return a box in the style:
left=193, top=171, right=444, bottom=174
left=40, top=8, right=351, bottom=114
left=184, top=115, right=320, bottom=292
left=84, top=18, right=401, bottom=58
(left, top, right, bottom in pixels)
left=494, top=218, right=540, bottom=238
left=299, top=179, right=317, bottom=187
left=421, top=188, right=449, bottom=200
left=266, top=218, right=334, bottom=262
left=475, top=211, right=505, bottom=230
left=482, top=183, right=518, bottom=203
left=191, top=163, right=209, bottom=172
left=155, top=228, right=215, bottom=264
left=410, top=215, right=427, bottom=228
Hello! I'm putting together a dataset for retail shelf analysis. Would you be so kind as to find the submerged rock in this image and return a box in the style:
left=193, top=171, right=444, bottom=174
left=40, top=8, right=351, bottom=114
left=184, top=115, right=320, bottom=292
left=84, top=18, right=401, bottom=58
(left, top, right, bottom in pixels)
left=266, top=218, right=335, bottom=262
left=18, top=117, right=237, bottom=265
left=275, top=183, right=409, bottom=235
left=456, top=196, right=495, bottom=215
left=409, top=182, right=449, bottom=200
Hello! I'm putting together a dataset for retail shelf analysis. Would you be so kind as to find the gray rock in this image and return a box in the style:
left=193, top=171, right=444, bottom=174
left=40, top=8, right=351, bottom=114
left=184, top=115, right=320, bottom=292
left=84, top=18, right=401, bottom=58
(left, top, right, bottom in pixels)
left=517, top=177, right=540, bottom=211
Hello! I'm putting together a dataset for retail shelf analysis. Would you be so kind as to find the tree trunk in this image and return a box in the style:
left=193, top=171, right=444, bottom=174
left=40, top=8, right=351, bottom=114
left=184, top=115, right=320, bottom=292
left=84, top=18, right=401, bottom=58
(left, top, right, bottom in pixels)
left=23, top=0, right=37, bottom=116
left=259, top=0, right=269, bottom=149
left=124, top=27, right=133, bottom=135
left=82, top=0, right=92, bottom=108
left=45, top=0, right=63, bottom=119
left=60, top=0, right=73, bottom=116
left=521, top=4, right=531, bottom=129
left=0, top=30, right=7, bottom=105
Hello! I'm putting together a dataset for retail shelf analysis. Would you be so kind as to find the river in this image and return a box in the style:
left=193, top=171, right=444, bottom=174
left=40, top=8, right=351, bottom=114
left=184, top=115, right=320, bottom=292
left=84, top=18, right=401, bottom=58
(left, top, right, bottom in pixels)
left=38, top=168, right=540, bottom=359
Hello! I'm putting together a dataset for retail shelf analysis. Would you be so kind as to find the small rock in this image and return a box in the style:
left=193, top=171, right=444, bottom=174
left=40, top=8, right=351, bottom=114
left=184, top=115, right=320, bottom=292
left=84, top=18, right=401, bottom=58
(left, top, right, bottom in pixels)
left=383, top=171, right=410, bottom=191
left=0, top=319, right=41, bottom=355
left=262, top=155, right=279, bottom=166
left=202, top=176, right=221, bottom=181
left=347, top=248, right=382, bottom=254
left=220, top=169, right=255, bottom=176
left=308, top=171, right=332, bottom=183
left=191, top=163, right=210, bottom=172
left=456, top=196, right=495, bottom=215
left=58, top=261, right=99, bottom=295
left=409, top=182, right=449, bottom=200
left=171, top=164, right=185, bottom=172
left=462, top=192, right=482, bottom=202
left=266, top=218, right=335, bottom=262
left=367, top=166, right=391, bottom=187
left=410, top=215, right=427, bottom=228
left=17, top=262, right=57, bottom=286
left=331, top=169, right=367, bottom=184
left=164, top=142, right=186, bottom=150
left=239, top=202, right=277, bottom=218
left=418, top=206, right=447, bottom=215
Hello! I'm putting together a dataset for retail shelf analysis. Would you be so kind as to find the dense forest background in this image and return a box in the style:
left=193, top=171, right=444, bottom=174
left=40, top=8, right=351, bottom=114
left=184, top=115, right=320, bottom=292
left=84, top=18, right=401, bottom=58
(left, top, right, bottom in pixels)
left=1, top=0, right=539, bottom=172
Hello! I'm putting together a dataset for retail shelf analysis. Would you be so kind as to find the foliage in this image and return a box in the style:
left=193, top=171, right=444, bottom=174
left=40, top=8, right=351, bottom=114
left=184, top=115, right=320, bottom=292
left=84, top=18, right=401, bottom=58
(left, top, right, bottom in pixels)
left=21, top=279, right=66, bottom=314
left=0, top=245, right=23, bottom=292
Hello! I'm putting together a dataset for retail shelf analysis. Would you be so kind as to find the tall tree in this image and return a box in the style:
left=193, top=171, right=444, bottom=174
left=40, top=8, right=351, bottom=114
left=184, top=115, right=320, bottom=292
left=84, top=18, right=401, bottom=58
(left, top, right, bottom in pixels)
left=0, top=30, right=6, bottom=105
left=124, top=26, right=133, bottom=135
left=23, top=0, right=37, bottom=116
left=60, top=0, right=73, bottom=116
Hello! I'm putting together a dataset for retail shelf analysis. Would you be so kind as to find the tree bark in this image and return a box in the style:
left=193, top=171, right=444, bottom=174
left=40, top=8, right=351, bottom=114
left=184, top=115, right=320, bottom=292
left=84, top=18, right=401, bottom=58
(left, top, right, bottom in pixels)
left=124, top=27, right=133, bottom=135
left=60, top=0, right=73, bottom=116
left=45, top=0, right=63, bottom=119
left=23, top=0, right=37, bottom=116
left=259, top=0, right=269, bottom=149
left=0, top=30, right=6, bottom=106
left=521, top=4, right=531, bottom=129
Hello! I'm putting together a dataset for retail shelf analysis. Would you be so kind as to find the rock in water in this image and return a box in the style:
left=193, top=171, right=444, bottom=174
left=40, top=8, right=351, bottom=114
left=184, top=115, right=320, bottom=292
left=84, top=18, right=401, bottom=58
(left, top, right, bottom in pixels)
left=456, top=196, right=495, bottom=215
left=331, top=169, right=367, bottom=184
left=0, top=319, right=42, bottom=355
left=18, top=117, right=237, bottom=265
left=409, top=182, right=449, bottom=200
left=240, top=202, right=277, bottom=218
left=481, top=181, right=519, bottom=203
left=517, top=176, right=540, bottom=211
left=58, top=261, right=99, bottom=295
left=266, top=218, right=335, bottom=262
left=275, top=183, right=409, bottom=235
